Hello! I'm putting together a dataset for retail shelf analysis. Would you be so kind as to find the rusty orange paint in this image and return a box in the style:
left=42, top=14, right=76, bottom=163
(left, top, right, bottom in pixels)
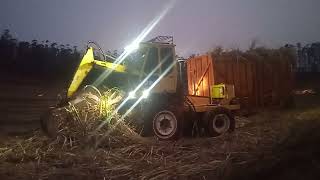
left=186, top=53, right=293, bottom=110
left=187, top=55, right=214, bottom=97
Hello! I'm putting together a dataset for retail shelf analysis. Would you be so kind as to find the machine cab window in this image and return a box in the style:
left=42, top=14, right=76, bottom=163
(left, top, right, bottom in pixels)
left=143, top=46, right=159, bottom=75
left=160, top=47, right=174, bottom=74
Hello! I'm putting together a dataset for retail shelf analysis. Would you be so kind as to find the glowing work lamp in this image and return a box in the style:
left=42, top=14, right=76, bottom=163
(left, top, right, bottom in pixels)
left=142, top=89, right=150, bottom=99
left=128, top=91, right=136, bottom=99
left=127, top=89, right=149, bottom=99
left=124, top=43, right=139, bottom=53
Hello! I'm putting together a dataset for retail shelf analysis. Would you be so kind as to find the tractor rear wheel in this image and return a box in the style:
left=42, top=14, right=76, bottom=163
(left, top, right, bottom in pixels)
left=205, top=107, right=235, bottom=137
left=152, top=109, right=182, bottom=140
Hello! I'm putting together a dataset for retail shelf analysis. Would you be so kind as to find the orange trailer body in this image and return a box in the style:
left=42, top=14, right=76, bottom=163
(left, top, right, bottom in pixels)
left=186, top=54, right=293, bottom=111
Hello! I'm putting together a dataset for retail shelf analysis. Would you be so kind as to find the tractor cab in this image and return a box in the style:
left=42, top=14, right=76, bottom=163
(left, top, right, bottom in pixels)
left=124, top=37, right=178, bottom=96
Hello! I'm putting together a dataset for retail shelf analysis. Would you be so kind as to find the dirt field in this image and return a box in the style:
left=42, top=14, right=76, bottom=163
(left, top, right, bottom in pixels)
left=1, top=78, right=320, bottom=180
left=0, top=77, right=63, bottom=135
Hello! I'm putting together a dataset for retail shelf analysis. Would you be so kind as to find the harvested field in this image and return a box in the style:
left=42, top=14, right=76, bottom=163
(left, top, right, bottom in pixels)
left=0, top=116, right=277, bottom=180
left=1, top=79, right=320, bottom=180
left=2, top=107, right=320, bottom=180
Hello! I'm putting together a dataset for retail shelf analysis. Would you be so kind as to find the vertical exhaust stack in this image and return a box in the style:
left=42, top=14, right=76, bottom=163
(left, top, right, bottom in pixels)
left=177, top=57, right=187, bottom=97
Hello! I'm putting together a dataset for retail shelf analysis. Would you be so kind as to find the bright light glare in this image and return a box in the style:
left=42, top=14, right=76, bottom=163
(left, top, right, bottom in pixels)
left=94, top=52, right=174, bottom=133
left=117, top=61, right=176, bottom=124
left=92, top=0, right=177, bottom=142
left=93, top=60, right=164, bottom=132
left=92, top=0, right=176, bottom=87
left=142, top=89, right=150, bottom=99
left=124, top=43, right=139, bottom=53
left=128, top=91, right=136, bottom=99
left=94, top=60, right=176, bottom=147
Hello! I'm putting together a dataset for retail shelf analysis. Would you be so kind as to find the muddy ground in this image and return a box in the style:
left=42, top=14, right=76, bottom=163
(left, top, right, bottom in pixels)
left=1, top=77, right=320, bottom=180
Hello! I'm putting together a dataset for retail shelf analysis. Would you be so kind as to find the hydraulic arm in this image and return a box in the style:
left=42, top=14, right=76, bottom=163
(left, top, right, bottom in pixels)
left=67, top=47, right=126, bottom=98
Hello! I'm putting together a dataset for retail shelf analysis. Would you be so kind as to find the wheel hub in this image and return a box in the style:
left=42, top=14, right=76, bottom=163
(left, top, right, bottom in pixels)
left=154, top=111, right=177, bottom=137
left=212, top=114, right=230, bottom=134
left=160, top=118, right=171, bottom=130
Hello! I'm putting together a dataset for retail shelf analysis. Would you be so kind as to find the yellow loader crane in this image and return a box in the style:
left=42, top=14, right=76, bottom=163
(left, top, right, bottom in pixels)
left=66, top=47, right=126, bottom=98
left=42, top=36, right=240, bottom=140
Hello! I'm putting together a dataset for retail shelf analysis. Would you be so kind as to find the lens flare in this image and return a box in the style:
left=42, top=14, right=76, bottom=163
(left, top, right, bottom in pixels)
left=94, top=60, right=176, bottom=146
left=92, top=0, right=177, bottom=141
left=114, top=53, right=171, bottom=113
left=128, top=91, right=136, bottom=99
left=94, top=57, right=166, bottom=132
left=92, top=0, right=176, bottom=87
left=104, top=61, right=176, bottom=133
left=124, top=43, right=139, bottom=53
left=142, top=89, right=150, bottom=99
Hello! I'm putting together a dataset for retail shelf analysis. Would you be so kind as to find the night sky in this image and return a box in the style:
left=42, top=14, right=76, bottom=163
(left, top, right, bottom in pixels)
left=1, top=0, right=320, bottom=56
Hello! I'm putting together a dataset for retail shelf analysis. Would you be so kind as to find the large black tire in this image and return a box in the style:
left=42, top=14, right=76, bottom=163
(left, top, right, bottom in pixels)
left=152, top=108, right=182, bottom=140
left=40, top=110, right=59, bottom=138
left=204, top=107, right=235, bottom=137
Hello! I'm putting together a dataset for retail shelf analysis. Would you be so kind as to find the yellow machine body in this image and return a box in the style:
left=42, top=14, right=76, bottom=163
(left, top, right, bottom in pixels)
left=211, top=84, right=236, bottom=99
left=211, top=84, right=226, bottom=99
left=67, top=47, right=126, bottom=98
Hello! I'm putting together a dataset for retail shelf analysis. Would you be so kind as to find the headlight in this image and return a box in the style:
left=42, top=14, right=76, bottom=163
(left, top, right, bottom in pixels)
left=124, top=43, right=139, bottom=53
left=142, top=89, right=150, bottom=99
left=128, top=91, right=136, bottom=99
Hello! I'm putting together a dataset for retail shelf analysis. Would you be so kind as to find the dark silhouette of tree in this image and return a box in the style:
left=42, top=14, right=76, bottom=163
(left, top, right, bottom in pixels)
left=1, top=29, right=12, bottom=41
left=0, top=29, right=80, bottom=84
left=212, top=46, right=223, bottom=57
left=113, top=50, right=118, bottom=57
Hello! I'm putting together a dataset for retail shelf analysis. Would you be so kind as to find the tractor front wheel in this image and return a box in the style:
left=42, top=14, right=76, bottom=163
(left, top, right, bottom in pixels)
left=153, top=110, right=181, bottom=140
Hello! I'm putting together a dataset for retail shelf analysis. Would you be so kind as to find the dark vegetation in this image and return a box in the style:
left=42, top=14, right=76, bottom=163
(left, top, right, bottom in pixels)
left=0, top=29, right=80, bottom=83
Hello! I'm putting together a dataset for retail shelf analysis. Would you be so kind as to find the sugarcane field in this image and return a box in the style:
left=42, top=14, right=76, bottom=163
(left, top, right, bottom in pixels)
left=1, top=1, right=320, bottom=179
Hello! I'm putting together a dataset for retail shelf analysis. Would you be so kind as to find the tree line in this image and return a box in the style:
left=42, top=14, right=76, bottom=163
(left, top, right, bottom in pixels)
left=0, top=29, right=80, bottom=82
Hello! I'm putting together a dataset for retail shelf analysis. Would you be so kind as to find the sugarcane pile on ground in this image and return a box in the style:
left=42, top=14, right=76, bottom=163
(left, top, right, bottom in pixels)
left=2, top=89, right=315, bottom=179
left=50, top=87, right=142, bottom=148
